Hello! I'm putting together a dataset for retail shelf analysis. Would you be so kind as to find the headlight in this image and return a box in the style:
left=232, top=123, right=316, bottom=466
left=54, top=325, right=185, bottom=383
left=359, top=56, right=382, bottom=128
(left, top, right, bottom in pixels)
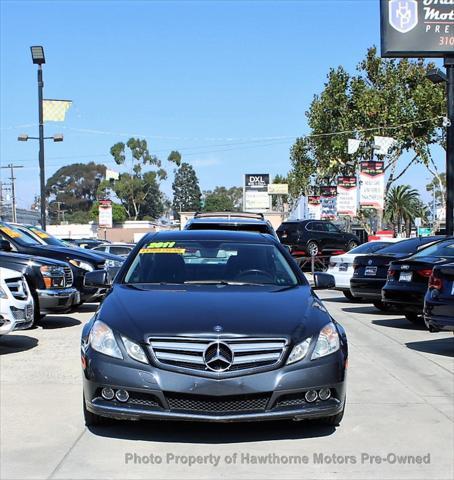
left=89, top=320, right=123, bottom=359
left=121, top=335, right=148, bottom=364
left=311, top=322, right=340, bottom=360
left=40, top=265, right=65, bottom=288
left=0, top=286, right=8, bottom=299
left=69, top=259, right=94, bottom=272
left=287, top=338, right=311, bottom=365
left=105, top=259, right=124, bottom=269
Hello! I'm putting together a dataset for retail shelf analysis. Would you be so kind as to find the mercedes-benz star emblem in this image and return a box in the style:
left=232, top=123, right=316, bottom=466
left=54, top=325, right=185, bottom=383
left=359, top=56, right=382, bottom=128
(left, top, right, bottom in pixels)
left=203, top=342, right=234, bottom=372
left=213, top=325, right=223, bottom=333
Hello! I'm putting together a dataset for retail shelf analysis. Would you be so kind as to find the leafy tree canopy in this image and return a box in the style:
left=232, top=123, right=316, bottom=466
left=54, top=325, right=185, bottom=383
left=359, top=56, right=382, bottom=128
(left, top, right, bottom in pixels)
left=172, top=162, right=202, bottom=214
left=203, top=186, right=243, bottom=212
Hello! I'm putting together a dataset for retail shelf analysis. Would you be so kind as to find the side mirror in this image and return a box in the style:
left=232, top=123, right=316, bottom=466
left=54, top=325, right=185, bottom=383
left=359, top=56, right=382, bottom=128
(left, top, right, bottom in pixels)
left=313, top=272, right=335, bottom=290
left=84, top=270, right=111, bottom=288
left=0, top=239, right=12, bottom=252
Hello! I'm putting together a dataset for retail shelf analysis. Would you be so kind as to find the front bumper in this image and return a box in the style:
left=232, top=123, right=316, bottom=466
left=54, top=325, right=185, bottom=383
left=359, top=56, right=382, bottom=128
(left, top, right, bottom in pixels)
left=37, top=287, right=80, bottom=314
left=82, top=349, right=347, bottom=423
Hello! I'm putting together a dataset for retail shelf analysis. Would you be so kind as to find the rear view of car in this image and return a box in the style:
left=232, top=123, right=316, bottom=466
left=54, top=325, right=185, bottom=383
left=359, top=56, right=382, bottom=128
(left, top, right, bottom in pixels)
left=424, top=262, right=454, bottom=332
left=327, top=241, right=391, bottom=299
left=382, top=238, right=454, bottom=324
left=0, top=267, right=34, bottom=334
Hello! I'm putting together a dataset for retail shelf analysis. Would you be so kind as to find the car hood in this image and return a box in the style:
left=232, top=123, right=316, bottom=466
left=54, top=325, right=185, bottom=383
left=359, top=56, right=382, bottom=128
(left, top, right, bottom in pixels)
left=30, top=245, right=110, bottom=263
left=98, top=284, right=332, bottom=343
left=0, top=251, right=69, bottom=267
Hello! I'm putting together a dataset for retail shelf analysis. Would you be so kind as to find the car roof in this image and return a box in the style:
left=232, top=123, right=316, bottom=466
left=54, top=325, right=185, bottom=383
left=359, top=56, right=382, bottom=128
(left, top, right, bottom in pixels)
left=280, top=219, right=330, bottom=224
left=142, top=229, right=277, bottom=243
left=188, top=217, right=269, bottom=225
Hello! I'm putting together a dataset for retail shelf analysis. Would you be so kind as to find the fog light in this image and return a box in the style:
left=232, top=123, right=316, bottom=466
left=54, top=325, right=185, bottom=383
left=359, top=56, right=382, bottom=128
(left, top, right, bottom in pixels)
left=101, top=387, right=115, bottom=400
left=319, top=388, right=331, bottom=401
left=115, top=389, right=129, bottom=402
left=305, top=390, right=318, bottom=403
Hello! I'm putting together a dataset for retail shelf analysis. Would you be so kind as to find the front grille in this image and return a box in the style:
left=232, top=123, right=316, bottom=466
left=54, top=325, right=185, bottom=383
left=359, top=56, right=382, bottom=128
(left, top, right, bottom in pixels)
left=165, top=393, right=270, bottom=414
left=149, top=337, right=287, bottom=375
left=10, top=306, right=29, bottom=322
left=128, top=392, right=162, bottom=408
left=5, top=277, right=28, bottom=300
left=63, top=266, right=73, bottom=287
left=274, top=393, right=306, bottom=409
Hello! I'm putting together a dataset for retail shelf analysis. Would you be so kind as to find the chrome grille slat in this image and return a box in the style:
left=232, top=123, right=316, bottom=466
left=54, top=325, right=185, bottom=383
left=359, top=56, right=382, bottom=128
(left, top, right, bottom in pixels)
left=149, top=337, right=287, bottom=374
left=5, top=277, right=27, bottom=300
left=63, top=266, right=73, bottom=287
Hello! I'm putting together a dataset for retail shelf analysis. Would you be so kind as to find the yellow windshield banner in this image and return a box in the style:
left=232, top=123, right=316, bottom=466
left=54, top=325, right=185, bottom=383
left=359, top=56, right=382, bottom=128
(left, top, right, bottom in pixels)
left=31, top=228, right=50, bottom=238
left=0, top=226, right=21, bottom=238
left=139, top=248, right=186, bottom=254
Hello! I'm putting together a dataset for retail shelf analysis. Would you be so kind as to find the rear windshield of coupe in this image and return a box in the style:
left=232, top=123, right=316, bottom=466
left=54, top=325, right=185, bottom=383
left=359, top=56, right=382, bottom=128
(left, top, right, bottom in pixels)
left=187, top=222, right=272, bottom=235
left=410, top=239, right=454, bottom=260
left=124, top=240, right=299, bottom=286
left=348, top=242, right=391, bottom=254
left=376, top=237, right=440, bottom=255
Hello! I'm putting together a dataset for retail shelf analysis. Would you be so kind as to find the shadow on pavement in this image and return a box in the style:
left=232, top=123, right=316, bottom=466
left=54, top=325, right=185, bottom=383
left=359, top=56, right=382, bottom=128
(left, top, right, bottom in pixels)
left=0, top=334, right=38, bottom=355
left=74, top=303, right=99, bottom=313
left=372, top=318, right=426, bottom=330
left=89, top=419, right=335, bottom=443
left=341, top=306, right=397, bottom=316
left=38, top=316, right=81, bottom=329
left=406, top=337, right=454, bottom=357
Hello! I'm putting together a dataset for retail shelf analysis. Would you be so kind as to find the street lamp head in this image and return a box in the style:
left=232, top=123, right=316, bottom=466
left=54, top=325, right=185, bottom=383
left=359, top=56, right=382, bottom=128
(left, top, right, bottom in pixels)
left=426, top=68, right=447, bottom=84
left=52, top=134, right=64, bottom=142
left=17, top=134, right=29, bottom=142
left=30, top=46, right=45, bottom=65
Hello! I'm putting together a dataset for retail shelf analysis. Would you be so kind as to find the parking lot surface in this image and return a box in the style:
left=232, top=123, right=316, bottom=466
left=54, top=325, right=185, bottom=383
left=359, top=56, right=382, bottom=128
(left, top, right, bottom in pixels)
left=1, top=290, right=453, bottom=480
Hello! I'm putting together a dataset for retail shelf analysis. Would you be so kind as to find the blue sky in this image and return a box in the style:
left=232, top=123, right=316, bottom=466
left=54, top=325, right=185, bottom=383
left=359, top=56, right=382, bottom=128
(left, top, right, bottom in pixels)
left=0, top=0, right=445, bottom=209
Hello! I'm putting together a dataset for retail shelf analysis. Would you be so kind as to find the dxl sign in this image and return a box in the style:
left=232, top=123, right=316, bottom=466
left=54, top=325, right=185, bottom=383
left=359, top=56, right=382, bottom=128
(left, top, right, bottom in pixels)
left=380, top=0, right=454, bottom=57
left=244, top=174, right=270, bottom=212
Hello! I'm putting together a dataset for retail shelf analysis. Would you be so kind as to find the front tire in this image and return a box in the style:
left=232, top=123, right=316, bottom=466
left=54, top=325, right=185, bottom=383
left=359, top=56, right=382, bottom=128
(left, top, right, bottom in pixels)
left=83, top=395, right=111, bottom=427
left=347, top=241, right=358, bottom=251
left=404, top=312, right=424, bottom=325
left=319, top=403, right=345, bottom=426
left=343, top=290, right=354, bottom=300
left=306, top=241, right=319, bottom=256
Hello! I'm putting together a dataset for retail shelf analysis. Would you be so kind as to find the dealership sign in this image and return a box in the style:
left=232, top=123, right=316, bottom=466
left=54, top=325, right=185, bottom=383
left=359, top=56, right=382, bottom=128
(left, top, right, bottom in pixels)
left=380, top=0, right=454, bottom=57
left=244, top=174, right=270, bottom=212
left=337, top=176, right=358, bottom=217
left=359, top=162, right=385, bottom=209
left=307, top=195, right=321, bottom=219
left=98, top=199, right=113, bottom=228
left=320, top=186, right=337, bottom=220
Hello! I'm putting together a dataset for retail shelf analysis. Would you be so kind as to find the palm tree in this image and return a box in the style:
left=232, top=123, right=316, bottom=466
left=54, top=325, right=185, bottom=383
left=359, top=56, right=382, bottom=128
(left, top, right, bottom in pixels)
left=384, top=185, right=422, bottom=235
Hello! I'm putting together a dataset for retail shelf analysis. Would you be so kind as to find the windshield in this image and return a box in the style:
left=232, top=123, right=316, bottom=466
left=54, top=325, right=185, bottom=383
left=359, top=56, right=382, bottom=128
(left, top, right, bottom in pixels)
left=410, top=239, right=454, bottom=260
left=0, top=223, right=42, bottom=246
left=349, top=242, right=391, bottom=254
left=124, top=240, right=299, bottom=286
left=27, top=226, right=68, bottom=246
left=376, top=237, right=439, bottom=255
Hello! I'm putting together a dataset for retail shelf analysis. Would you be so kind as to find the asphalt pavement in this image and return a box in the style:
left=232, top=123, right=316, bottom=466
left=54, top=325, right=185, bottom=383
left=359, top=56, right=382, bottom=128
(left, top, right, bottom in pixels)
left=1, top=290, right=453, bottom=480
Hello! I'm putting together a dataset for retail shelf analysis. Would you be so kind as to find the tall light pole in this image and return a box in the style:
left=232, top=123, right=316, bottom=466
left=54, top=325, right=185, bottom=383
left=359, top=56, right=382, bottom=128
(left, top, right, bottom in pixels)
left=427, top=57, right=454, bottom=236
left=30, top=46, right=47, bottom=230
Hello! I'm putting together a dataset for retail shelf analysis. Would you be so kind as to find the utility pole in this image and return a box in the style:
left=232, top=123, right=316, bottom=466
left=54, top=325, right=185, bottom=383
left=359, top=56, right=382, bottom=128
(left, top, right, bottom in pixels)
left=0, top=164, right=23, bottom=222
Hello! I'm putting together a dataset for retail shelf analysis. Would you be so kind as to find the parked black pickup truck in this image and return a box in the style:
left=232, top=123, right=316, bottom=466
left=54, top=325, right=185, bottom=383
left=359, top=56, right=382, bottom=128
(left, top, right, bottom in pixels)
left=0, top=222, right=116, bottom=304
left=0, top=250, right=79, bottom=322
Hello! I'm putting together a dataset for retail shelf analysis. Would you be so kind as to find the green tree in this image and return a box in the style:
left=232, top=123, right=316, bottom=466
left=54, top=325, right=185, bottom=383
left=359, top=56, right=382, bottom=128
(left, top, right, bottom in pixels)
left=104, top=138, right=167, bottom=220
left=46, top=162, right=106, bottom=222
left=288, top=46, right=446, bottom=205
left=426, top=172, right=446, bottom=209
left=384, top=185, right=423, bottom=235
left=172, top=162, right=202, bottom=214
left=202, top=186, right=243, bottom=212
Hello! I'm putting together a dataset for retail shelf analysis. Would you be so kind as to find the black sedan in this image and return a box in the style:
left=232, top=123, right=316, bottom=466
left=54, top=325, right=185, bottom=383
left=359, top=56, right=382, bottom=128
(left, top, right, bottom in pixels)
left=424, top=262, right=454, bottom=332
left=382, top=238, right=454, bottom=324
left=350, top=236, right=443, bottom=310
left=81, top=230, right=347, bottom=427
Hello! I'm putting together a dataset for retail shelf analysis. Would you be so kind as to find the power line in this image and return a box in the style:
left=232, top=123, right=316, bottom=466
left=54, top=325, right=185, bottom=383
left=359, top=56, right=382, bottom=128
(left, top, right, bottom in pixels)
left=0, top=164, right=24, bottom=222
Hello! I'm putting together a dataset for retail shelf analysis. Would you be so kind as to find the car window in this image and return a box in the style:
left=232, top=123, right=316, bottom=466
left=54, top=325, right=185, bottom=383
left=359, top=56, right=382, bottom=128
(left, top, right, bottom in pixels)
left=278, top=223, right=297, bottom=232
left=377, top=237, right=439, bottom=255
left=124, top=240, right=299, bottom=286
left=310, top=222, right=326, bottom=232
left=28, top=226, right=68, bottom=246
left=110, top=246, right=132, bottom=255
left=0, top=223, right=42, bottom=246
left=410, top=239, right=454, bottom=259
left=348, top=242, right=391, bottom=254
left=325, top=223, right=340, bottom=233
left=93, top=246, right=107, bottom=253
left=188, top=223, right=272, bottom=234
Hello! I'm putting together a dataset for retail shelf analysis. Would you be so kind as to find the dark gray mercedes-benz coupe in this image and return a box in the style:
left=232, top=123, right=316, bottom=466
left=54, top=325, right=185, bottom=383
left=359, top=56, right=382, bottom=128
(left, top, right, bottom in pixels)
left=81, top=230, right=347, bottom=427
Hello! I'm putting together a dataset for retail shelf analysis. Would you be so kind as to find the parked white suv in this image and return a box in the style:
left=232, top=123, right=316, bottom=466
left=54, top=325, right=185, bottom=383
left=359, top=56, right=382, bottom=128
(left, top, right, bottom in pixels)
left=0, top=267, right=34, bottom=335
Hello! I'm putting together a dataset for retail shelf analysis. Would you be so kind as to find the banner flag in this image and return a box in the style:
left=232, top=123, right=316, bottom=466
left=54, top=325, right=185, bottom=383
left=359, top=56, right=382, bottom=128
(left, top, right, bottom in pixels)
left=359, top=161, right=385, bottom=209
left=320, top=186, right=337, bottom=220
left=337, top=176, right=357, bottom=217
left=307, top=196, right=321, bottom=220
left=43, top=99, right=72, bottom=122
left=374, top=136, right=395, bottom=155
left=348, top=139, right=361, bottom=155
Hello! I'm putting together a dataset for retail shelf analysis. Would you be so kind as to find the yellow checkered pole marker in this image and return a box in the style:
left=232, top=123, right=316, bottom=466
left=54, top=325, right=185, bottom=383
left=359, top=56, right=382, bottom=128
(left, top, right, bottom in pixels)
left=42, top=99, right=72, bottom=122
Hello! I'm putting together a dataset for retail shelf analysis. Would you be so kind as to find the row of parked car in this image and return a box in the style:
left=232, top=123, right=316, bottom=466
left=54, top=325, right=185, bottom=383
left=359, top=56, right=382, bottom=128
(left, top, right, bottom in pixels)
left=0, top=222, right=128, bottom=336
left=327, top=236, right=454, bottom=332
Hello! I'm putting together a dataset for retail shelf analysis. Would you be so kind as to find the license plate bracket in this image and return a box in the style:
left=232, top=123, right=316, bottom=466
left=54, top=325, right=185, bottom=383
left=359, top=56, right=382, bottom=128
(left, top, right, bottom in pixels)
left=399, top=272, right=412, bottom=282
left=365, top=266, right=377, bottom=276
left=339, top=263, right=349, bottom=272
